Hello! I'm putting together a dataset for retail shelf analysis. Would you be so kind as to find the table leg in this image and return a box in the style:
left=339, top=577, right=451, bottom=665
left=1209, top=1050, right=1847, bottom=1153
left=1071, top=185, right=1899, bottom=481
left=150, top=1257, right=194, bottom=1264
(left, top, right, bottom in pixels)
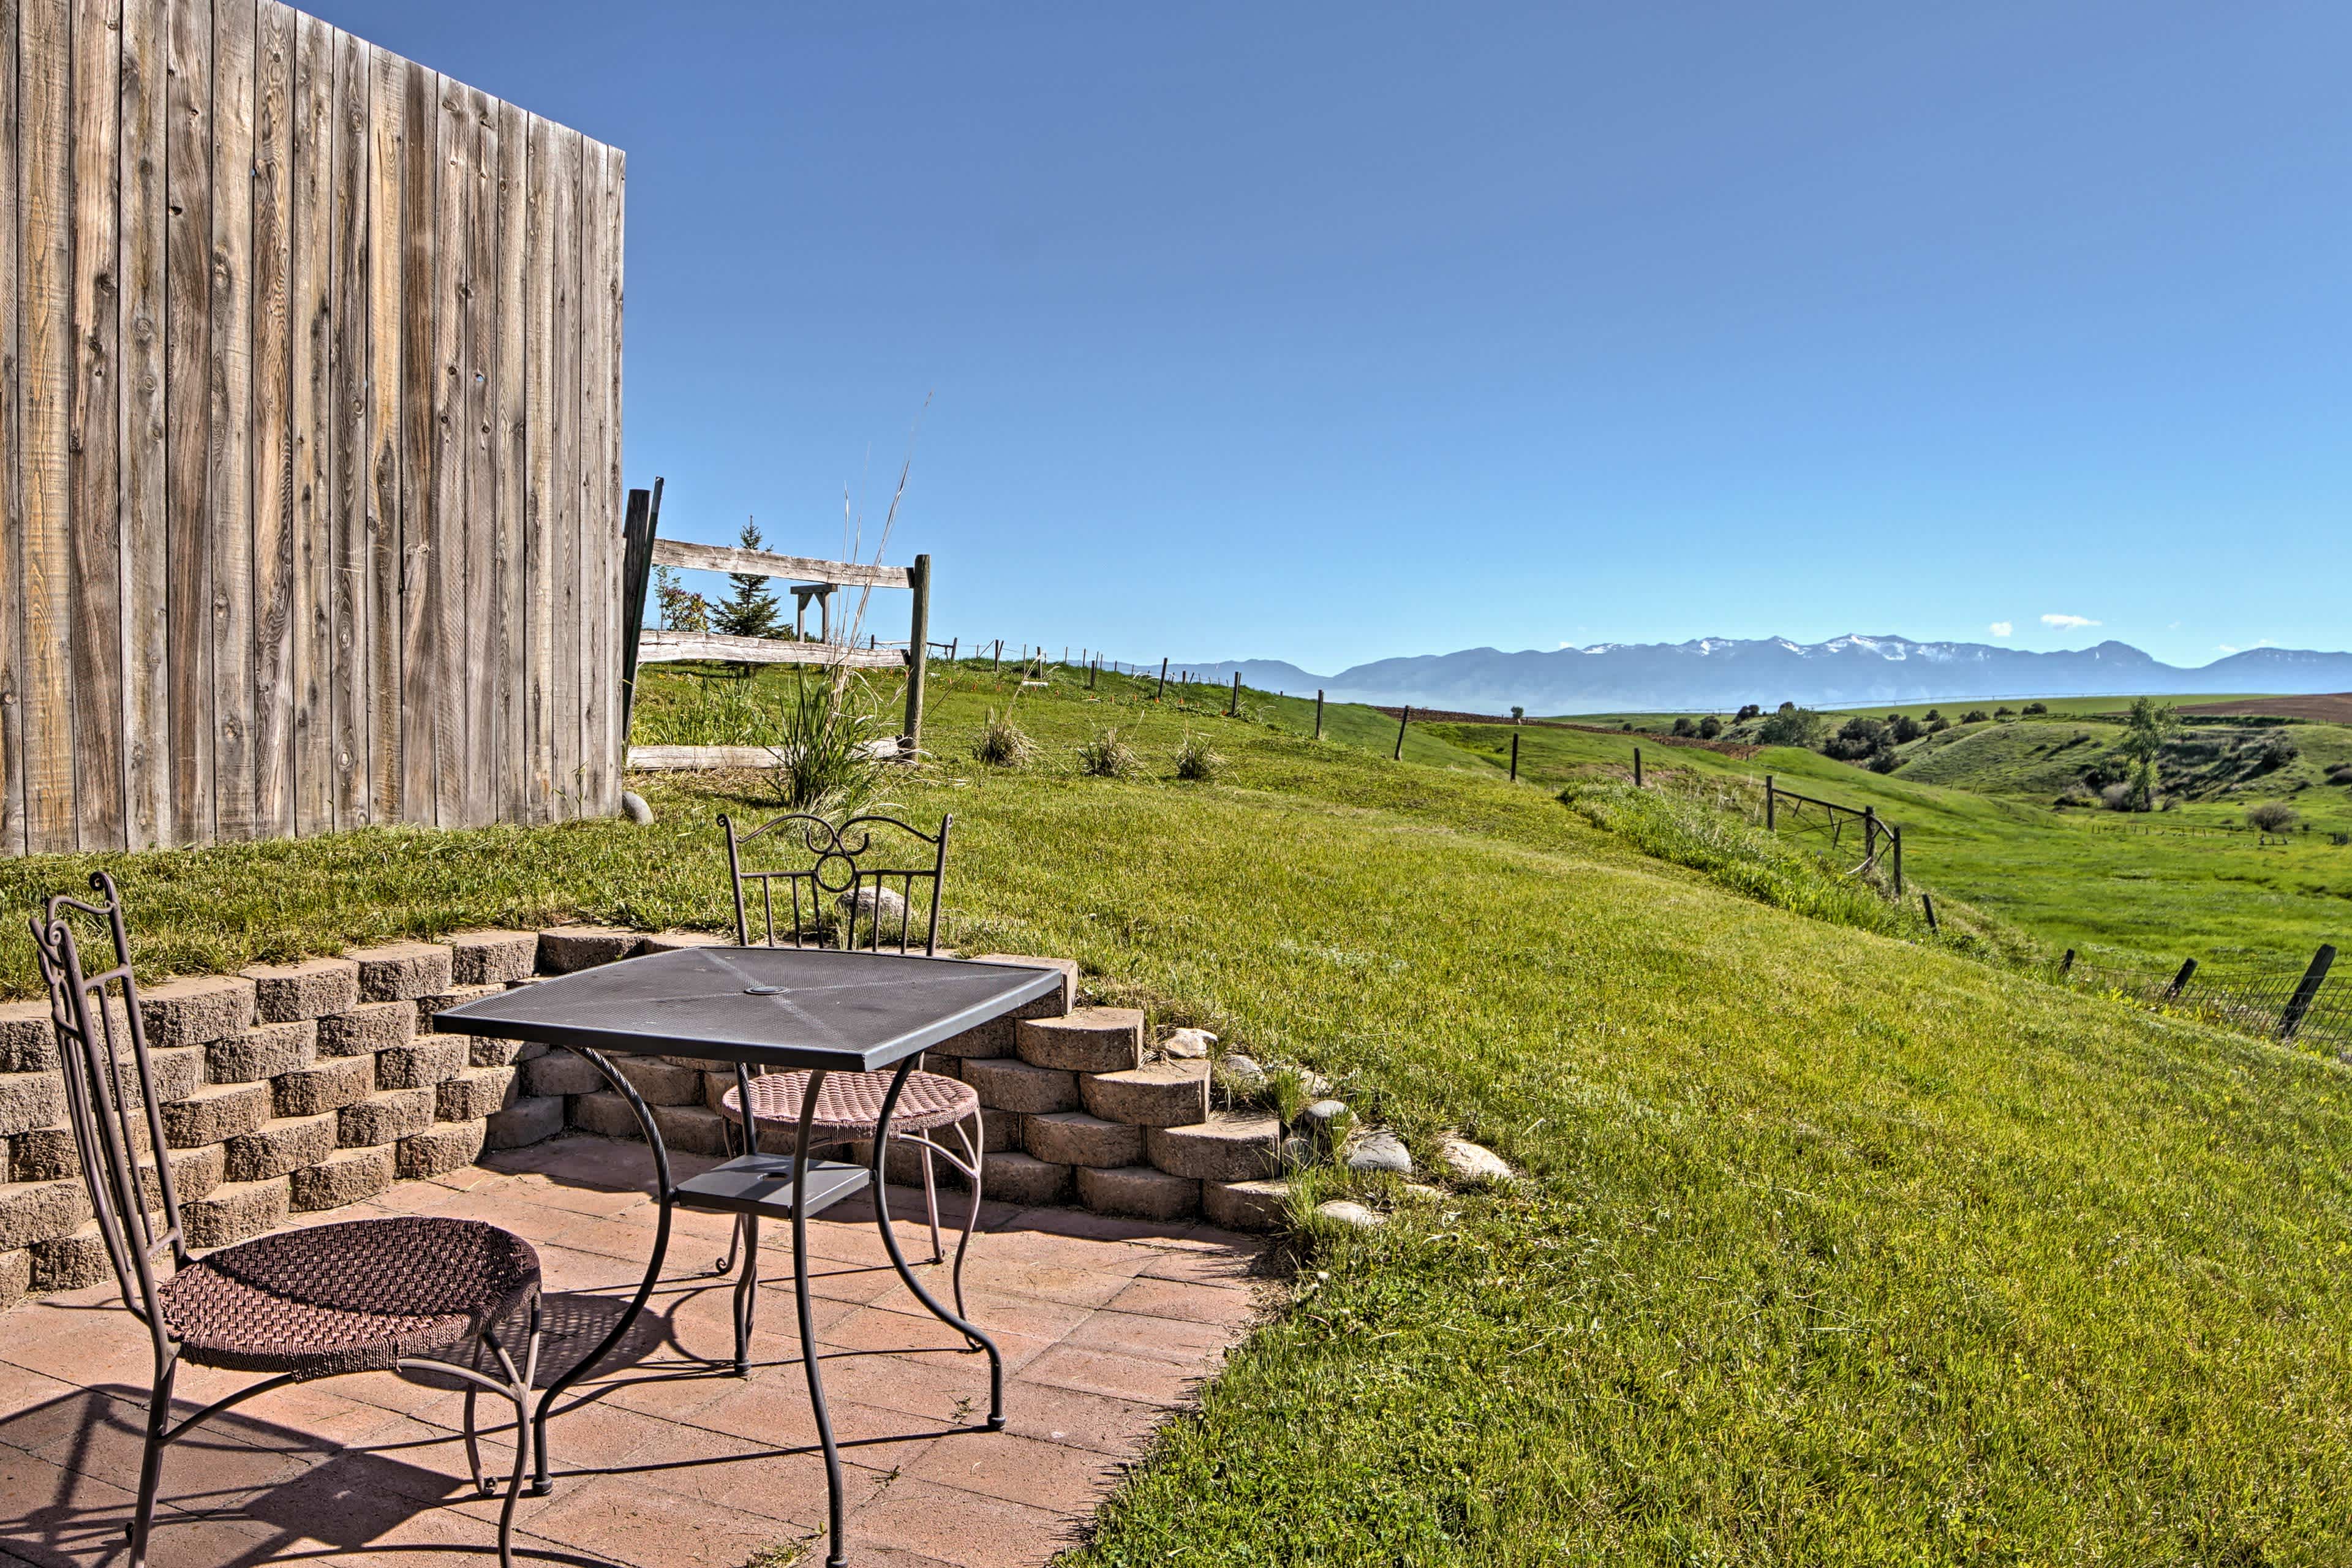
left=527, top=1043, right=674, bottom=1496
left=868, top=1057, right=1006, bottom=1428
left=787, top=1069, right=851, bottom=1568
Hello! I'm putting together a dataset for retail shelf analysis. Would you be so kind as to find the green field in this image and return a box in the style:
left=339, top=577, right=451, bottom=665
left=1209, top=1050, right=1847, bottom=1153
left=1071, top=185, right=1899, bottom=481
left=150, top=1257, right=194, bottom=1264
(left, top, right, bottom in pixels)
left=1364, top=705, right=2352, bottom=974
left=11, top=663, right=2352, bottom=1562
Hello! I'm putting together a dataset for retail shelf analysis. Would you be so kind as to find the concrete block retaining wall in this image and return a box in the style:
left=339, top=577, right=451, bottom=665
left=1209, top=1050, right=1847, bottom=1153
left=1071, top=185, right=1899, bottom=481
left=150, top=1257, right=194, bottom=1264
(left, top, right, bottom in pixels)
left=0, top=937, right=1282, bottom=1312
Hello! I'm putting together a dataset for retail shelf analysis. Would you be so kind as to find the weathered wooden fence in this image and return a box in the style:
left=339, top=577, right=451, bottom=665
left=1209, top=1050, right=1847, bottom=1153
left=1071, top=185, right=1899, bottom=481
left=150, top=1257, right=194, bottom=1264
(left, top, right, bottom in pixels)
left=0, top=0, right=625, bottom=857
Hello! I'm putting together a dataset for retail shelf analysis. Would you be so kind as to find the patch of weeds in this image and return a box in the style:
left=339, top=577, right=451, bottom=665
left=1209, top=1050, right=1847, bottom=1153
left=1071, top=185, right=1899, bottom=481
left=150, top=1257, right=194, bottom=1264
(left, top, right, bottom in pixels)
left=1174, top=734, right=1226, bottom=782
left=1077, top=727, right=1140, bottom=778
left=972, top=709, right=1036, bottom=768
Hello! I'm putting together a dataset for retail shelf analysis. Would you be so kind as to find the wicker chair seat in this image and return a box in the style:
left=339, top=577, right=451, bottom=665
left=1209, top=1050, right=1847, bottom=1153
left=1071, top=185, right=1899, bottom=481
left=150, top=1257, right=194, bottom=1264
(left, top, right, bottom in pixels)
left=720, top=1068, right=979, bottom=1138
left=159, top=1216, right=541, bottom=1381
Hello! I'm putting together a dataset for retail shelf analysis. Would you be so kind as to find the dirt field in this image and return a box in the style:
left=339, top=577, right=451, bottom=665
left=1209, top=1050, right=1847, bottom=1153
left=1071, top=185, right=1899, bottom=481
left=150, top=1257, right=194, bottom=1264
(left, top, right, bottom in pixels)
left=2176, top=693, right=2352, bottom=722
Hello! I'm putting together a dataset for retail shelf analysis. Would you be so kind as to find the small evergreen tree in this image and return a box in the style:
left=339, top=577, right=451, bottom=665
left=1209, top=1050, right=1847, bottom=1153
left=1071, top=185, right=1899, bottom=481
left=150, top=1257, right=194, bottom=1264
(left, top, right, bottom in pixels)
left=713, top=519, right=783, bottom=642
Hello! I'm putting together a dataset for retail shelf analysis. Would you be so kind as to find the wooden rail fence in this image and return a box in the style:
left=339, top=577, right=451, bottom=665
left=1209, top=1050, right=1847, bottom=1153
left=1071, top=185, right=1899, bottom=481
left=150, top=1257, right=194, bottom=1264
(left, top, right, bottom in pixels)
left=0, top=0, right=626, bottom=857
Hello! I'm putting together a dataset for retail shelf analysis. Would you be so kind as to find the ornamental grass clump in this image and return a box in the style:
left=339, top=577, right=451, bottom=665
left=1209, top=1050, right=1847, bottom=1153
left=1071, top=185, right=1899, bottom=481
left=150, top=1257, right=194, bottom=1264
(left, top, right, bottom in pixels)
left=972, top=710, right=1036, bottom=769
left=1077, top=728, right=1139, bottom=778
left=1174, top=734, right=1226, bottom=782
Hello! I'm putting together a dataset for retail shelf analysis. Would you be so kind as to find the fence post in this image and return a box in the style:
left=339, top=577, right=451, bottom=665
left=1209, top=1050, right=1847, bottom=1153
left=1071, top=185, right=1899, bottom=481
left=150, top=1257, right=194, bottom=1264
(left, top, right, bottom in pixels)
left=2278, top=944, right=2337, bottom=1041
left=1863, top=807, right=1878, bottom=872
left=900, top=553, right=931, bottom=759
left=1393, top=706, right=1410, bottom=761
left=1229, top=671, right=1240, bottom=717
left=1765, top=775, right=1775, bottom=831
left=2163, top=957, right=2198, bottom=1000
left=1891, top=824, right=1903, bottom=895
left=991, top=639, right=1001, bottom=673
left=616, top=478, right=663, bottom=748
left=1921, top=892, right=1938, bottom=933
left=1088, top=658, right=1097, bottom=690
left=1634, top=747, right=1642, bottom=787
left=1156, top=658, right=1168, bottom=701
left=2060, top=948, right=2076, bottom=976
left=1314, top=690, right=1324, bottom=739
left=1510, top=731, right=1520, bottom=782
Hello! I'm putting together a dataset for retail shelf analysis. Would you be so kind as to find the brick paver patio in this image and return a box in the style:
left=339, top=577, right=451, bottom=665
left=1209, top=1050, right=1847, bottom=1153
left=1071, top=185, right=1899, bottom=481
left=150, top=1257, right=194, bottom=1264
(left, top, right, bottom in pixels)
left=0, top=1136, right=1268, bottom=1567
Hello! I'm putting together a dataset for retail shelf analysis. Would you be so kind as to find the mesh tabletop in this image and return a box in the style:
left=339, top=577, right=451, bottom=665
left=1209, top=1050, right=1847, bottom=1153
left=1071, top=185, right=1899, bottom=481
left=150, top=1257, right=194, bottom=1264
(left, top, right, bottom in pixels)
left=434, top=946, right=1064, bottom=1072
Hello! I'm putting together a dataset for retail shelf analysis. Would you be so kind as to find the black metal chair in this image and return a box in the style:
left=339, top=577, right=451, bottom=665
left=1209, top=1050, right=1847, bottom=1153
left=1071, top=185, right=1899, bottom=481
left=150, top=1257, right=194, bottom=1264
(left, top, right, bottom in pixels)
left=29, top=872, right=545, bottom=1567
left=695, top=813, right=987, bottom=1365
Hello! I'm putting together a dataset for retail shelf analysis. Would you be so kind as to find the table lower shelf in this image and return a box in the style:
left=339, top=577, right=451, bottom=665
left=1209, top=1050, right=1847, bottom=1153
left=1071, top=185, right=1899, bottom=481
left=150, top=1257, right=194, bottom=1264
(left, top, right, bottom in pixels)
left=671, top=1155, right=872, bottom=1218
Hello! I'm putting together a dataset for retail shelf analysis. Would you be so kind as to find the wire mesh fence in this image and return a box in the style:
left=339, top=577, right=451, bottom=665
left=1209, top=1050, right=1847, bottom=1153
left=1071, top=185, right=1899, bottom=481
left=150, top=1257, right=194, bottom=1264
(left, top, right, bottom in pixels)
left=2056, top=945, right=2347, bottom=1056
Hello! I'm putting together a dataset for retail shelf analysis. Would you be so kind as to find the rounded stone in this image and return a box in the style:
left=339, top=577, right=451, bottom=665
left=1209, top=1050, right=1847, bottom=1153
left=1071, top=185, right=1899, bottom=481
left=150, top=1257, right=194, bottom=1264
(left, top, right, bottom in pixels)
left=1344, top=1129, right=1413, bottom=1175
left=1439, top=1139, right=1513, bottom=1183
left=1314, top=1199, right=1385, bottom=1230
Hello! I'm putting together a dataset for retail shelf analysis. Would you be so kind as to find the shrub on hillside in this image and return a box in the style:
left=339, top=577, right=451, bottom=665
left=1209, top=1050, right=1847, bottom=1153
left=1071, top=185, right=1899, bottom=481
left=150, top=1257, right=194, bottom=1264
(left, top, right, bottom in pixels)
left=1173, top=734, right=1225, bottom=782
left=2246, top=801, right=2300, bottom=834
left=1672, top=717, right=1697, bottom=737
left=1889, top=714, right=1924, bottom=744
left=1756, top=706, right=1824, bottom=747
left=1962, top=709, right=1991, bottom=724
left=1995, top=706, right=2016, bottom=719
left=1823, top=717, right=1891, bottom=763
left=2100, top=782, right=2135, bottom=810
left=1077, top=728, right=1139, bottom=778
left=1735, top=704, right=1762, bottom=722
left=1698, top=715, right=1724, bottom=739
left=2328, top=762, right=2352, bottom=785
left=1928, top=716, right=1951, bottom=734
left=2022, top=701, right=2049, bottom=715
left=2254, top=734, right=2301, bottom=772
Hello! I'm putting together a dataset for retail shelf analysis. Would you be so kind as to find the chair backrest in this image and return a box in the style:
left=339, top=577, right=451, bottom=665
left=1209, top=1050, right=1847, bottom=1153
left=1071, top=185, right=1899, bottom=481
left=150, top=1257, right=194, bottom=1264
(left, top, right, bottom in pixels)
left=720, top=812, right=951, bottom=956
left=26, top=872, right=187, bottom=1332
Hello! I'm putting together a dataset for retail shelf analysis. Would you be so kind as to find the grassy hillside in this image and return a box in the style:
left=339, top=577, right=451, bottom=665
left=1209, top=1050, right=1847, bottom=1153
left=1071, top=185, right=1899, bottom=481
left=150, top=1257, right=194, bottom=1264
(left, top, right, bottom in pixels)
left=1399, top=707, right=2352, bottom=973
left=11, top=665, right=2352, bottom=1561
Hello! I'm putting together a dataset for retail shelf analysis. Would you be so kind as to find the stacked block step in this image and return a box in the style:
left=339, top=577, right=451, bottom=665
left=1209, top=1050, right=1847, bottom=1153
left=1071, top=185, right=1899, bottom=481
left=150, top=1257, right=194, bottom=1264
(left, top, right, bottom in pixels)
left=1, top=934, right=1289, bottom=1312
left=0, top=927, right=566, bottom=1307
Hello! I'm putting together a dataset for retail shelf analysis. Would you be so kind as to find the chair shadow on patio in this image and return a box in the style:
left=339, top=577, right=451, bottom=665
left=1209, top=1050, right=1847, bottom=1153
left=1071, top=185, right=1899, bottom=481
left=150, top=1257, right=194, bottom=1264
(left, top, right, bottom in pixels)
left=1, top=1135, right=1271, bottom=1567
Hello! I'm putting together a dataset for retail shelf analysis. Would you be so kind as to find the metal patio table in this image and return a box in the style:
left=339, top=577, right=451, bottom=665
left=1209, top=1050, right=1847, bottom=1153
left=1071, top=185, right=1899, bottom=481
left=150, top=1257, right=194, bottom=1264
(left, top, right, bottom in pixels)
left=436, top=944, right=1065, bottom=1568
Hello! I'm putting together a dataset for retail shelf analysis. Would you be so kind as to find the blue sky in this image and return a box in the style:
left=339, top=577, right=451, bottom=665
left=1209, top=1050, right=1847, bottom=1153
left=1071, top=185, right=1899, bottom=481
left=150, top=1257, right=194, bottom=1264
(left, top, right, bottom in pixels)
left=314, top=1, right=2350, bottom=675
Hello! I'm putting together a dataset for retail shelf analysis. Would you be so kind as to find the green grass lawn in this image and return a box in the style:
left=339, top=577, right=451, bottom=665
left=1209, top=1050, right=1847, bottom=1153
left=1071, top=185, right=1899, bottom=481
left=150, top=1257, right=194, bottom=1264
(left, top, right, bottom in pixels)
left=10, top=665, right=2352, bottom=1562
left=1408, top=712, right=2352, bottom=974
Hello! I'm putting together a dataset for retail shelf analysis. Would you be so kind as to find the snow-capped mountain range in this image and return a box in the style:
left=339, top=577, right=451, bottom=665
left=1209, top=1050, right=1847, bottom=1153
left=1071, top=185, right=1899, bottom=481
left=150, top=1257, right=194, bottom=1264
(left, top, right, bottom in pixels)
left=1156, top=637, right=2352, bottom=715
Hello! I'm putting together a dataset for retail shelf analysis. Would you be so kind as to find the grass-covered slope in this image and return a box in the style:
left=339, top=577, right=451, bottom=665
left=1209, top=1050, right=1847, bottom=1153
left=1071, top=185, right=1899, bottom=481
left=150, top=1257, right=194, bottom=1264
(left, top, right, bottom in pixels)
left=8, top=664, right=2352, bottom=1561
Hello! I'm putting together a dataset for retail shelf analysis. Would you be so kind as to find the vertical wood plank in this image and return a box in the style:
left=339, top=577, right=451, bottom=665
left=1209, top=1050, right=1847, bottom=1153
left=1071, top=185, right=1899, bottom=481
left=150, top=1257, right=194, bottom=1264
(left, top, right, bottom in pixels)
left=20, top=0, right=78, bottom=854
left=460, top=83, right=494, bottom=826
left=288, top=7, right=330, bottom=835
left=493, top=96, right=526, bottom=823
left=575, top=138, right=609, bottom=817
left=395, top=55, right=432, bottom=823
left=427, top=70, right=464, bottom=826
left=330, top=27, right=367, bottom=825
left=162, top=0, right=213, bottom=845
left=249, top=0, right=293, bottom=839
left=118, top=0, right=170, bottom=851
left=520, top=112, right=552, bottom=822
left=605, top=145, right=625, bottom=801
left=366, top=41, right=402, bottom=822
left=208, top=0, right=255, bottom=840
left=69, top=0, right=126, bottom=851
left=546, top=123, right=579, bottom=818
left=0, top=0, right=24, bottom=858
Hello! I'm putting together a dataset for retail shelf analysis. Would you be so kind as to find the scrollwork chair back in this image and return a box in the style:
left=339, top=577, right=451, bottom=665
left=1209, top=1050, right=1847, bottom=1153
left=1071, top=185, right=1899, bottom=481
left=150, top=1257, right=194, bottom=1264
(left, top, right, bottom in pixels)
left=719, top=812, right=951, bottom=956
